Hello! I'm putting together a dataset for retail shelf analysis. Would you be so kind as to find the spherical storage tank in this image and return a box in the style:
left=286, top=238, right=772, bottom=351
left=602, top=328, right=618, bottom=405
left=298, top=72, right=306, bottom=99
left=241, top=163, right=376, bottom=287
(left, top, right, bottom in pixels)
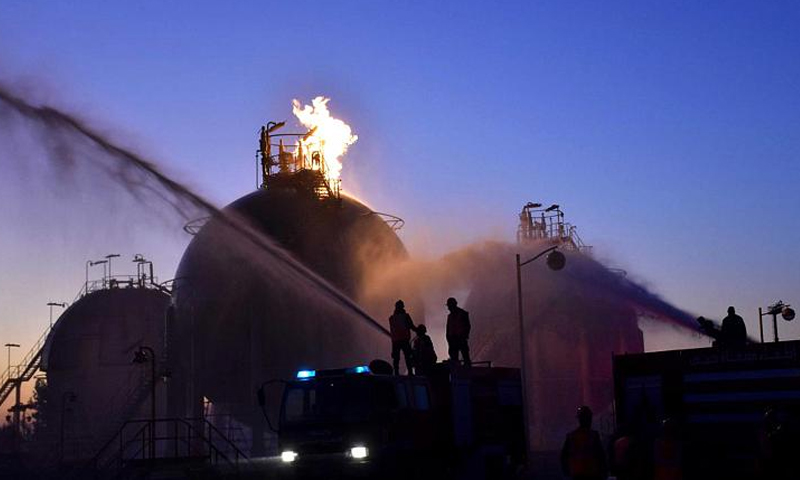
left=42, top=285, right=170, bottom=460
left=170, top=186, right=409, bottom=432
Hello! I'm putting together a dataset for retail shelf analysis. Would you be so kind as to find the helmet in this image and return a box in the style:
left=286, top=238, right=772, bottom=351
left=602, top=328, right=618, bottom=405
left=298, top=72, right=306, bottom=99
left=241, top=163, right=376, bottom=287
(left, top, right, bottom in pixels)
left=577, top=405, right=593, bottom=424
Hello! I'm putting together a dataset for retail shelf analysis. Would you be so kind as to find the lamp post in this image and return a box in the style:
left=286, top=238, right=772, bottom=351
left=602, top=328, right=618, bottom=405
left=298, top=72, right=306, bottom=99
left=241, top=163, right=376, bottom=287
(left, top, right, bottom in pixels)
left=515, top=245, right=566, bottom=453
left=758, top=301, right=795, bottom=343
left=59, top=391, right=76, bottom=464
left=133, top=346, right=156, bottom=459
left=85, top=259, right=107, bottom=294
left=47, top=302, right=68, bottom=328
left=104, top=254, right=121, bottom=287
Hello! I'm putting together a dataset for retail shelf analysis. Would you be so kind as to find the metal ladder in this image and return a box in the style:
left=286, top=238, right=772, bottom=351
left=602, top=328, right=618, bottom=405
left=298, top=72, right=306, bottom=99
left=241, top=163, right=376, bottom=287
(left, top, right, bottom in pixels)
left=0, top=324, right=52, bottom=407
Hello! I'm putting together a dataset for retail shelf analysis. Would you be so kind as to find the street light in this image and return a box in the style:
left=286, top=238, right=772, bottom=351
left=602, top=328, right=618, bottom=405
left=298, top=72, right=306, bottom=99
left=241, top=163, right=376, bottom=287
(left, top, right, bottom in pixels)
left=105, top=254, right=121, bottom=286
left=47, top=302, right=68, bottom=327
left=85, top=259, right=107, bottom=294
left=133, top=345, right=156, bottom=459
left=758, top=301, right=795, bottom=343
left=59, top=391, right=77, bottom=464
left=515, top=245, right=566, bottom=453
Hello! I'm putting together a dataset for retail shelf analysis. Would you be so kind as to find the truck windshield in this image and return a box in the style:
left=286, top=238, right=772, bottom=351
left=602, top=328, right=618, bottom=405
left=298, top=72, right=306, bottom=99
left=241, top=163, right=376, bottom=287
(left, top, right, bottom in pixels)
left=282, top=378, right=373, bottom=425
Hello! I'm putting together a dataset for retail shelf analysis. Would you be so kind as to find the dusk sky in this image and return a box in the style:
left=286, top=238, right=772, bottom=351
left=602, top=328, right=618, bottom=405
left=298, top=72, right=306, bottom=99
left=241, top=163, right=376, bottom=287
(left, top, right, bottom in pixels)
left=1, top=0, right=799, bottom=369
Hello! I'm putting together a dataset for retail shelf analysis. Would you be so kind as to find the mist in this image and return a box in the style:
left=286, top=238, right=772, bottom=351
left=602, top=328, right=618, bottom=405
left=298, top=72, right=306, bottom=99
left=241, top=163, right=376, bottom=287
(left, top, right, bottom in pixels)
left=0, top=82, right=709, bottom=452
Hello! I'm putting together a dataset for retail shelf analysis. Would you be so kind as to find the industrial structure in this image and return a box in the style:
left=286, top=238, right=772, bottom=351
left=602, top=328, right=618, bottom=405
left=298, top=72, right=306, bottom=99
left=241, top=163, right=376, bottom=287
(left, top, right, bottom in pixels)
left=517, top=202, right=591, bottom=252
left=465, top=203, right=643, bottom=453
left=169, top=122, right=410, bottom=456
left=0, top=255, right=170, bottom=467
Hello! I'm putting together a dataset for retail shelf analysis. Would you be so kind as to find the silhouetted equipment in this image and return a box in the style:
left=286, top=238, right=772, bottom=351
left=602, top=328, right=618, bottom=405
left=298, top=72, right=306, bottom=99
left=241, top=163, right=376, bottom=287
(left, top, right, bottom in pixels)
left=546, top=249, right=567, bottom=271
left=266, top=363, right=524, bottom=477
left=515, top=244, right=568, bottom=453
left=257, top=120, right=340, bottom=201
left=758, top=301, right=795, bottom=343
left=696, top=316, right=721, bottom=339
left=38, top=256, right=170, bottom=461
left=465, top=206, right=643, bottom=452
left=171, top=124, right=410, bottom=455
left=517, top=201, right=590, bottom=252
left=368, top=359, right=393, bottom=376
left=613, top=340, right=800, bottom=479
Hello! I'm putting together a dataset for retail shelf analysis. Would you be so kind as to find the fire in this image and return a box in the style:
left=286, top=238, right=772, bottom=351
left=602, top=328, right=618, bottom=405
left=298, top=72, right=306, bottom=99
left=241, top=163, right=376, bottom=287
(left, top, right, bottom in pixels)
left=292, top=96, right=358, bottom=183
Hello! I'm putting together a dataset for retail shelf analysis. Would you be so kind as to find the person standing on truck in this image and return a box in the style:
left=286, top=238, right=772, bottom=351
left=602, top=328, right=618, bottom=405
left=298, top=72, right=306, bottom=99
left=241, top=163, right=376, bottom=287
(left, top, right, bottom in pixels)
left=412, top=324, right=437, bottom=376
left=445, top=297, right=471, bottom=367
left=561, top=406, right=608, bottom=480
left=389, top=299, right=418, bottom=375
left=720, top=306, right=747, bottom=347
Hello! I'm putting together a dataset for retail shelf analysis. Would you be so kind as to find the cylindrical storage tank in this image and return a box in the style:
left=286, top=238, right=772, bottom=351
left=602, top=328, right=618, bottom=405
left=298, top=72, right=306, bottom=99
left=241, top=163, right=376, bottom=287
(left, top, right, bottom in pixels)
left=170, top=188, right=410, bottom=453
left=41, top=286, right=170, bottom=460
left=465, top=244, right=644, bottom=451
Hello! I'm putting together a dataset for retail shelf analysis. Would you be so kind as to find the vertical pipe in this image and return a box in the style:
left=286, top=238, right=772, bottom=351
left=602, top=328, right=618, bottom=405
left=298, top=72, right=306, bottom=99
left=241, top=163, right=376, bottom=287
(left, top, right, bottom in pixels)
left=151, top=351, right=156, bottom=459
left=515, top=254, right=531, bottom=455
left=759, top=308, right=764, bottom=343
left=773, top=314, right=779, bottom=343
left=13, top=381, right=21, bottom=445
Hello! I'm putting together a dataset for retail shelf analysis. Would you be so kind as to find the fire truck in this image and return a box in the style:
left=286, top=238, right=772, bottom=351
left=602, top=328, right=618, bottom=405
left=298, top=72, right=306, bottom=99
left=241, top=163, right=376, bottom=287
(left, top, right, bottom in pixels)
left=613, top=340, right=800, bottom=479
left=258, top=361, right=525, bottom=479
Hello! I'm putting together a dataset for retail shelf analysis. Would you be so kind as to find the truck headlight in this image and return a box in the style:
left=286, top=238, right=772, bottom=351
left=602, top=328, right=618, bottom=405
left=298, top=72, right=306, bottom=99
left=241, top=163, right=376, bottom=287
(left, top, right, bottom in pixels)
left=350, top=446, right=368, bottom=459
left=281, top=450, right=298, bottom=463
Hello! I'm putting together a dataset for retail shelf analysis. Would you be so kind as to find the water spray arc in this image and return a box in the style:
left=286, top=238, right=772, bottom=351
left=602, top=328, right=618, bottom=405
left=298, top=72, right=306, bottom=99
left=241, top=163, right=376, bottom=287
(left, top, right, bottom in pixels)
left=0, top=86, right=388, bottom=338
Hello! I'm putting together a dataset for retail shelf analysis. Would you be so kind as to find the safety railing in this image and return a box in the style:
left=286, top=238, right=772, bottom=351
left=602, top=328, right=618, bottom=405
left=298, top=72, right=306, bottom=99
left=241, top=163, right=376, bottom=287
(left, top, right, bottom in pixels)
left=74, top=275, right=162, bottom=302
left=86, top=417, right=249, bottom=477
left=0, top=324, right=52, bottom=406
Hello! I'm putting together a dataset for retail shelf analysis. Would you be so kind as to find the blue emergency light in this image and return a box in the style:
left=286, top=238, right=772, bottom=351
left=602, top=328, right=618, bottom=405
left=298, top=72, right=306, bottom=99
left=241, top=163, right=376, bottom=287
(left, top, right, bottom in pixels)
left=296, top=369, right=316, bottom=379
left=296, top=365, right=370, bottom=379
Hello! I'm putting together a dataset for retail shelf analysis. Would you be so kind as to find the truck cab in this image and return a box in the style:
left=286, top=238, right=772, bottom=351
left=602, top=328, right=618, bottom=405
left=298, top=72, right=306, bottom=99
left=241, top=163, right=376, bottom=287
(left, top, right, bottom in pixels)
left=270, top=363, right=524, bottom=479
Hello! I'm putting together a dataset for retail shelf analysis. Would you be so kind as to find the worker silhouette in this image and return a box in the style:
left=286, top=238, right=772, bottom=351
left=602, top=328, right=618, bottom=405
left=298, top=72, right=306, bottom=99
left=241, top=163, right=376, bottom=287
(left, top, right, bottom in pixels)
left=389, top=300, right=418, bottom=375
left=445, top=297, right=471, bottom=367
left=412, top=324, right=437, bottom=376
left=653, top=418, right=682, bottom=480
left=720, top=306, right=747, bottom=347
left=561, top=406, right=608, bottom=480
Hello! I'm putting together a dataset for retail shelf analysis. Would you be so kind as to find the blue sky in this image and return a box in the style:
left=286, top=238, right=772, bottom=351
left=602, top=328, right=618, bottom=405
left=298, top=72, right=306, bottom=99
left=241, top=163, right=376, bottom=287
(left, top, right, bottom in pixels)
left=1, top=1, right=799, bottom=359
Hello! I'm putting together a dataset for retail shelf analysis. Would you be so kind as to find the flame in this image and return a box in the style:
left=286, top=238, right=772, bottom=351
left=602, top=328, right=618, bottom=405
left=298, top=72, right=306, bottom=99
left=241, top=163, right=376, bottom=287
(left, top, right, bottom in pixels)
left=292, top=96, right=358, bottom=183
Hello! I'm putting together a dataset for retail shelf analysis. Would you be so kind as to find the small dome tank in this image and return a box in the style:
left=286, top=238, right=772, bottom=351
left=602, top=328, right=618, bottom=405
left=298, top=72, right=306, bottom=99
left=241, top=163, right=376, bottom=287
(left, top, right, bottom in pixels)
left=41, top=283, right=170, bottom=460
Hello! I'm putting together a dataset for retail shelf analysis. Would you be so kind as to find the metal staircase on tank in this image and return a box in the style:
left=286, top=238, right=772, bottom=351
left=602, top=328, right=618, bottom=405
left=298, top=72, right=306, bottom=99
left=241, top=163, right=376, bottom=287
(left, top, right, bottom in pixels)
left=0, top=324, right=52, bottom=408
left=76, top=417, right=250, bottom=480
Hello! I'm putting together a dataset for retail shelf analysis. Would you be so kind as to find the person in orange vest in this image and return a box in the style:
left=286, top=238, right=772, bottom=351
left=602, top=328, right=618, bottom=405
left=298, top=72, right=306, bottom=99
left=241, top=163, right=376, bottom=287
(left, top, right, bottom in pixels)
left=445, top=297, right=471, bottom=366
left=561, top=406, right=608, bottom=480
left=389, top=300, right=419, bottom=375
left=653, top=418, right=682, bottom=480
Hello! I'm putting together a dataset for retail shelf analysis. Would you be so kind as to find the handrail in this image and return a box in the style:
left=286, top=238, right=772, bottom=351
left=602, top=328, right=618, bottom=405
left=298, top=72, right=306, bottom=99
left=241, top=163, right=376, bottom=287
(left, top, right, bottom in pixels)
left=73, top=275, right=163, bottom=303
left=0, top=323, right=52, bottom=406
left=82, top=417, right=250, bottom=477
